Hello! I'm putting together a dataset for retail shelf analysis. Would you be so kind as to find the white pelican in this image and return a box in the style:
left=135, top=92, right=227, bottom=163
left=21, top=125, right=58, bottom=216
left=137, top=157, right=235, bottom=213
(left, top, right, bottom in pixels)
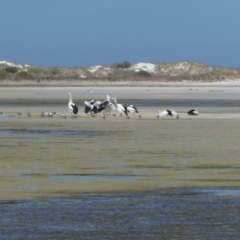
left=68, top=92, right=78, bottom=116
left=111, top=97, right=129, bottom=118
left=187, top=109, right=199, bottom=116
left=157, top=109, right=179, bottom=119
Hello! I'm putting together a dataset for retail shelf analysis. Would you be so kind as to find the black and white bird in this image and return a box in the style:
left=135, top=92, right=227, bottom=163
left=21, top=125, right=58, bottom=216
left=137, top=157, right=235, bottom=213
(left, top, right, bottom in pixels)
left=111, top=97, right=129, bottom=118
left=99, top=99, right=115, bottom=118
left=84, top=100, right=100, bottom=115
left=98, top=95, right=115, bottom=117
left=127, top=104, right=141, bottom=118
left=157, top=109, right=179, bottom=119
left=187, top=109, right=199, bottom=116
left=84, top=95, right=115, bottom=118
left=68, top=92, right=78, bottom=116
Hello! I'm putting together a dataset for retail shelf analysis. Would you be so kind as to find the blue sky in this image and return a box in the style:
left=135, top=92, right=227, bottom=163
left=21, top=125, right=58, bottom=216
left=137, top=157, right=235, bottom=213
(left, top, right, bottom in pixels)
left=1, top=0, right=240, bottom=68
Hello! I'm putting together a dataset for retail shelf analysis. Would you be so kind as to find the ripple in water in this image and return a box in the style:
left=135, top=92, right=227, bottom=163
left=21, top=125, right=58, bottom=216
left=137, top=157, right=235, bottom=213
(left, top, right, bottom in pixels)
left=0, top=129, right=103, bottom=137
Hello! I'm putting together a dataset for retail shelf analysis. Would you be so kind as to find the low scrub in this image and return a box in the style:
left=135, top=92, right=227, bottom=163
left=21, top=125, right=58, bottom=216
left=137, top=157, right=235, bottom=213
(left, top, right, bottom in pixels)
left=135, top=70, right=152, bottom=77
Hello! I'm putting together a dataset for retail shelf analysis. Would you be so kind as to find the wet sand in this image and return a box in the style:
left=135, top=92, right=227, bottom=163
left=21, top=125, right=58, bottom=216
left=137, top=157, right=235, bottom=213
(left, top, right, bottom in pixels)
left=1, top=82, right=240, bottom=239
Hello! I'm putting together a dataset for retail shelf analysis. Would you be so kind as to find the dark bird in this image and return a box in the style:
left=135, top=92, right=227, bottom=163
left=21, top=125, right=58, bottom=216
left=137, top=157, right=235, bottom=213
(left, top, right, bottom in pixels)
left=187, top=109, right=199, bottom=116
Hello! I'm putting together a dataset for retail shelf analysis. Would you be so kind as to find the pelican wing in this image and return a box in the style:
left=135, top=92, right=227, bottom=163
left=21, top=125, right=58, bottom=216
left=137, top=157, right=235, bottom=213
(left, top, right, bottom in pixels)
left=71, top=104, right=78, bottom=114
left=94, top=101, right=102, bottom=106
left=84, top=101, right=91, bottom=107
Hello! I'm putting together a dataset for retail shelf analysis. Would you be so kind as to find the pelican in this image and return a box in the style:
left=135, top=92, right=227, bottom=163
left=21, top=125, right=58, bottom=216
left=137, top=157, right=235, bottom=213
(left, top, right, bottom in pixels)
left=98, top=95, right=115, bottom=117
left=187, top=109, right=199, bottom=116
left=111, top=97, right=129, bottom=118
left=127, top=104, right=141, bottom=117
left=84, top=100, right=96, bottom=114
left=98, top=100, right=115, bottom=118
left=157, top=109, right=179, bottom=119
left=84, top=100, right=99, bottom=115
left=68, top=92, right=78, bottom=116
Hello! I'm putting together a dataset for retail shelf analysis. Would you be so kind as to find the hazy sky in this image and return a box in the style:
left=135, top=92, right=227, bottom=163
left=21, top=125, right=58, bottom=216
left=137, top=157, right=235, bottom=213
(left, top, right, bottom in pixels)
left=1, top=0, right=240, bottom=67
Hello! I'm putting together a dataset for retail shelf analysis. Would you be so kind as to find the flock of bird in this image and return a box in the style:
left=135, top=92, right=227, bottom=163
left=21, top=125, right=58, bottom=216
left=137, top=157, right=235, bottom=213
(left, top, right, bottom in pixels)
left=68, top=92, right=199, bottom=119
left=83, top=94, right=139, bottom=119
left=0, top=91, right=199, bottom=119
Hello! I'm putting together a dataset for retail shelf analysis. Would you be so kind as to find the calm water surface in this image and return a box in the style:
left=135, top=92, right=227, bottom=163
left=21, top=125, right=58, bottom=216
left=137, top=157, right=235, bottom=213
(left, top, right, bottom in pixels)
left=1, top=114, right=240, bottom=200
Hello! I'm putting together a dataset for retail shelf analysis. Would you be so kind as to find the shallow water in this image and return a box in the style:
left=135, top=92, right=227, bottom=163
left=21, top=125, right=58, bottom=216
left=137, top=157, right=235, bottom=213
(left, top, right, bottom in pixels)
left=1, top=114, right=240, bottom=200
left=1, top=87, right=240, bottom=239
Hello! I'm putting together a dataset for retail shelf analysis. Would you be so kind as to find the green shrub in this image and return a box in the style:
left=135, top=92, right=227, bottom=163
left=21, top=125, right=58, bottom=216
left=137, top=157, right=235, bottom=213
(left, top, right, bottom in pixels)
left=111, top=61, right=131, bottom=69
left=135, top=70, right=151, bottom=77
left=0, top=70, right=8, bottom=78
left=4, top=67, right=19, bottom=74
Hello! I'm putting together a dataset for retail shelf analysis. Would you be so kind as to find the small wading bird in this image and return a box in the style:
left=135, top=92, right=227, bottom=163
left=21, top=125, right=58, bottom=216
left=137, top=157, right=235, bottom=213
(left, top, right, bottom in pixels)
left=61, top=113, right=67, bottom=119
left=27, top=112, right=31, bottom=117
left=68, top=92, right=78, bottom=116
left=48, top=112, right=54, bottom=117
left=187, top=109, right=199, bottom=116
left=157, top=109, right=179, bottom=119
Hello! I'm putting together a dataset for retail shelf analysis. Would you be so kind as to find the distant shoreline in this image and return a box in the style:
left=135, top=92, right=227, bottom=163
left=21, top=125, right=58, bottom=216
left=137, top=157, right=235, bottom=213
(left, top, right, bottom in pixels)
left=1, top=79, right=240, bottom=87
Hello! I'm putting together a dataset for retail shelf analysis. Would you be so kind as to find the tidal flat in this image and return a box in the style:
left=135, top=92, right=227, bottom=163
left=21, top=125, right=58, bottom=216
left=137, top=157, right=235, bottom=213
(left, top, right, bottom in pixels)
left=0, top=84, right=240, bottom=239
